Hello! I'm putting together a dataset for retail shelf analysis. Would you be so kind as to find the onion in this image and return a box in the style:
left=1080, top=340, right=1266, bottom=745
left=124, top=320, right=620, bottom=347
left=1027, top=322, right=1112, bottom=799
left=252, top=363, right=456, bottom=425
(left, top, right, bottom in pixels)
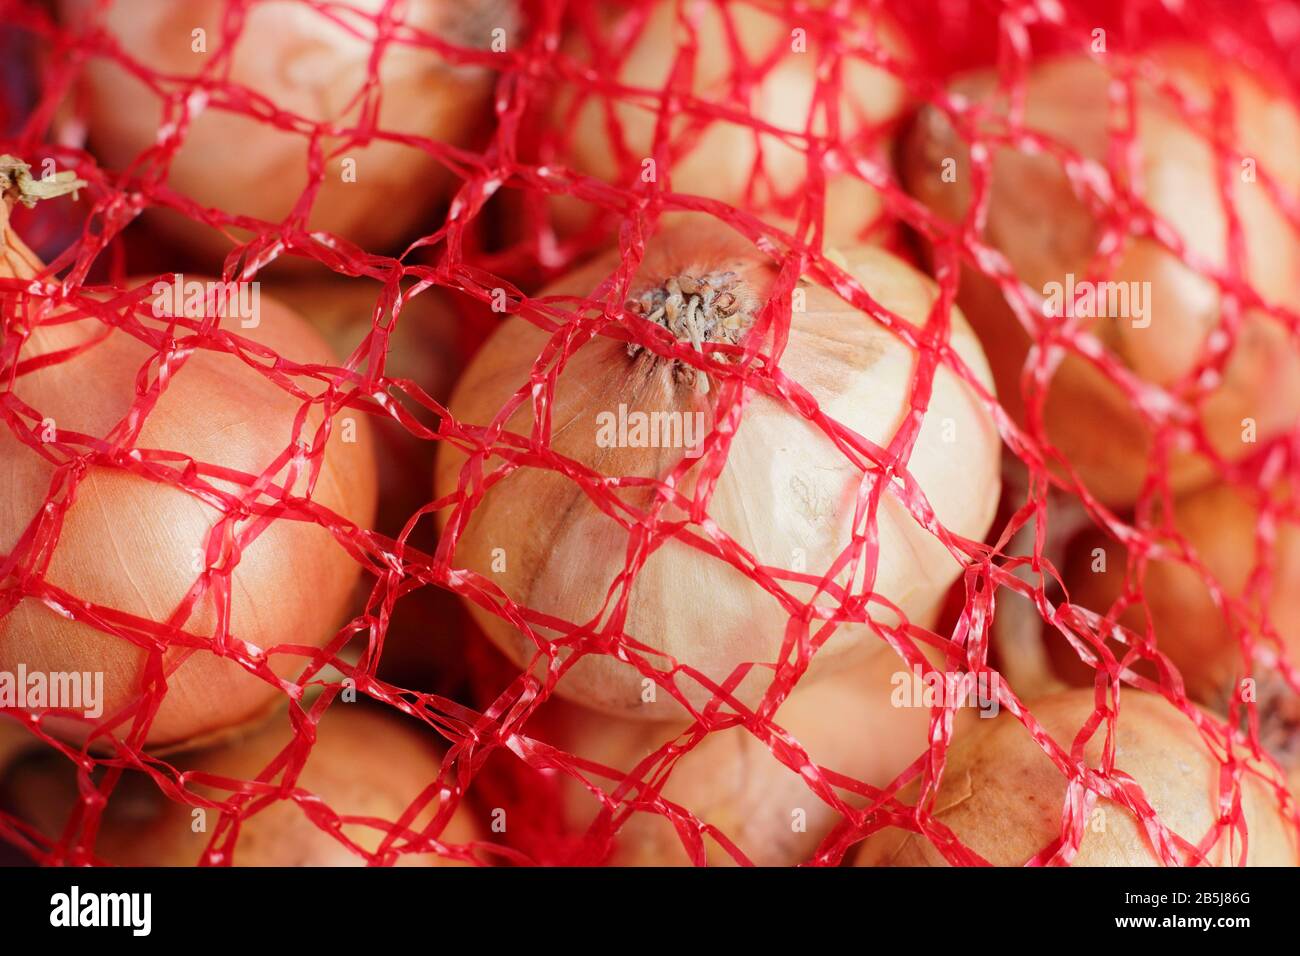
left=435, top=216, right=1001, bottom=719
left=549, top=0, right=909, bottom=245
left=901, top=46, right=1300, bottom=505
left=548, top=644, right=964, bottom=865
left=1060, top=484, right=1300, bottom=761
left=1, top=705, right=479, bottom=866
left=58, top=0, right=512, bottom=264
left=0, top=172, right=378, bottom=750
left=855, top=690, right=1298, bottom=866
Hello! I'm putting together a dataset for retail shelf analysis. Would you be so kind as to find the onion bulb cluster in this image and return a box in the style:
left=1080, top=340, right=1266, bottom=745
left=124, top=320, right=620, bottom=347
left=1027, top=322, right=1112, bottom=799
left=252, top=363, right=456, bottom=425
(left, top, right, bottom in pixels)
left=58, top=0, right=513, bottom=263
left=0, top=180, right=378, bottom=750
left=855, top=690, right=1298, bottom=866
left=901, top=46, right=1300, bottom=506
left=436, top=216, right=1001, bottom=720
left=1, top=705, right=479, bottom=866
left=549, top=0, right=909, bottom=245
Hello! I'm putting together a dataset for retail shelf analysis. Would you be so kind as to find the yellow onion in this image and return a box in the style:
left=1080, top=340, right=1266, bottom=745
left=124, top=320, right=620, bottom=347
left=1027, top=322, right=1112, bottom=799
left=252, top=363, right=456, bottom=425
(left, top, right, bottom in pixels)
left=1, top=705, right=479, bottom=866
left=549, top=0, right=909, bottom=245
left=0, top=173, right=378, bottom=749
left=435, top=216, right=1001, bottom=720
left=901, top=46, right=1300, bottom=505
left=856, top=690, right=1298, bottom=866
left=1060, top=484, right=1300, bottom=740
left=549, top=644, right=973, bottom=865
left=58, top=0, right=512, bottom=264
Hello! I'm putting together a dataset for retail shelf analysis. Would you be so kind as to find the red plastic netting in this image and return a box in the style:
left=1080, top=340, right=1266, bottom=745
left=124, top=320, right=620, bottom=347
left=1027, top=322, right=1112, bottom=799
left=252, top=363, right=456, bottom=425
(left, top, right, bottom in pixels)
left=1, top=0, right=1299, bottom=867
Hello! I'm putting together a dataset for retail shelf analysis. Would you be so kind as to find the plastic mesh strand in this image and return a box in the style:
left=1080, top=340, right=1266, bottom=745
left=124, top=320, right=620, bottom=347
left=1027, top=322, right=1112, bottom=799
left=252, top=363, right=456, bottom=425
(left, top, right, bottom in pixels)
left=0, top=0, right=1296, bottom=867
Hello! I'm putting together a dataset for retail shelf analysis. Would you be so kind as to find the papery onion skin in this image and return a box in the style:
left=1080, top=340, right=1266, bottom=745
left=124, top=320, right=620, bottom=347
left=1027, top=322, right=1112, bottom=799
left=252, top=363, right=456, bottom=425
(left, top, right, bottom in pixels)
left=0, top=273, right=378, bottom=750
left=549, top=0, right=909, bottom=245
left=435, top=216, right=1001, bottom=720
left=549, top=644, right=964, bottom=866
left=855, top=690, right=1299, bottom=866
left=58, top=0, right=511, bottom=264
left=1, top=705, right=479, bottom=866
left=901, top=46, right=1300, bottom=506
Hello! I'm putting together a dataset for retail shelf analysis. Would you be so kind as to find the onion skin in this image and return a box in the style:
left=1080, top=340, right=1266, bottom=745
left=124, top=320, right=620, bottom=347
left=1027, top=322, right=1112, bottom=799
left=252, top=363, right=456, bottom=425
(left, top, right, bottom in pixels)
left=550, top=0, right=909, bottom=245
left=1, top=705, right=479, bottom=866
left=1060, top=484, right=1300, bottom=711
left=901, top=46, right=1300, bottom=506
left=58, top=0, right=508, bottom=264
left=0, top=268, right=378, bottom=749
left=435, top=216, right=1001, bottom=720
left=855, top=690, right=1298, bottom=866
left=549, top=644, right=964, bottom=866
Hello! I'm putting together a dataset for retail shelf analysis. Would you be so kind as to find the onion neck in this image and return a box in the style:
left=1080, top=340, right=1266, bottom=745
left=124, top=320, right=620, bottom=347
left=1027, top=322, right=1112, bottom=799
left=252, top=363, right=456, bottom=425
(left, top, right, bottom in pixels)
left=625, top=270, right=756, bottom=394
left=1, top=197, right=44, bottom=280
left=0, top=155, right=86, bottom=280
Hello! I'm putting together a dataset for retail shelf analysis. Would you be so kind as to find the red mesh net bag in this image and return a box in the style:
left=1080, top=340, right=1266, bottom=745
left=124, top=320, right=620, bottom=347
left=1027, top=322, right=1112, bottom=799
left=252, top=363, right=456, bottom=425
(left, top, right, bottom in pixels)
left=1, top=0, right=1299, bottom=868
